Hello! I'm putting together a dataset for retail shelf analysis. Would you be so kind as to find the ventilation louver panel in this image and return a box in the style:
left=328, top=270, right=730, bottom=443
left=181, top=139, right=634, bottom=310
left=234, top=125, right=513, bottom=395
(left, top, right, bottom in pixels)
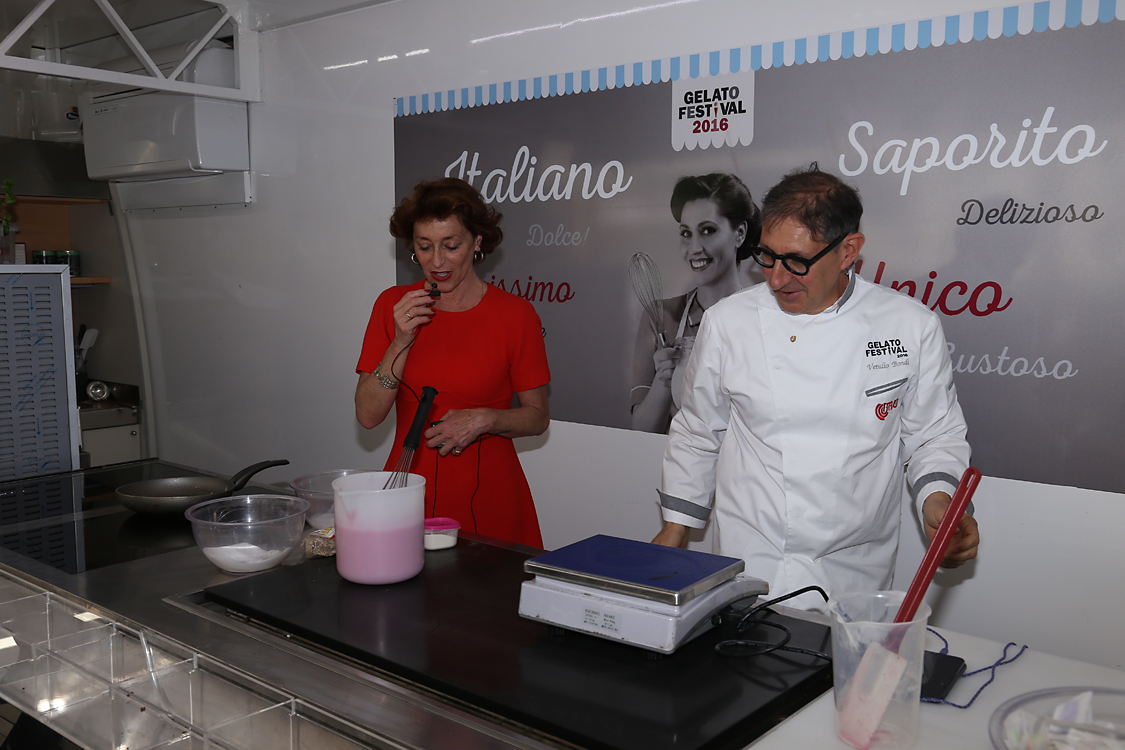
left=0, top=269, right=79, bottom=482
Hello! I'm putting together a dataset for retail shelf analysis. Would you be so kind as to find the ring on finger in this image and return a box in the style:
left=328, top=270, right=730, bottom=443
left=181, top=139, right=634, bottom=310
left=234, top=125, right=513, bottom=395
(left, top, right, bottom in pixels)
left=452, top=447, right=462, bottom=456
left=407, top=312, right=413, bottom=319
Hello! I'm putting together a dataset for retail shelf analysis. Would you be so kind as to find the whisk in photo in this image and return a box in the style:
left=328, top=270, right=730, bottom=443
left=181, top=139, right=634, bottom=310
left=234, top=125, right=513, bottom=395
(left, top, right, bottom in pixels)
left=628, top=252, right=668, bottom=348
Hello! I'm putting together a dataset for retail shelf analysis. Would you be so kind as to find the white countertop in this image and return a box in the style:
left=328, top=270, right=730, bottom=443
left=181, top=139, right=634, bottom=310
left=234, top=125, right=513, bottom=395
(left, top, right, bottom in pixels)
left=753, top=626, right=1125, bottom=749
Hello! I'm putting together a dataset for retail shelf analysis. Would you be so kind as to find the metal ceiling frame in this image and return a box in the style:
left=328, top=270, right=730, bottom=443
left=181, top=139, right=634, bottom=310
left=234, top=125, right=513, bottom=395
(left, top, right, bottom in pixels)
left=0, top=0, right=260, bottom=102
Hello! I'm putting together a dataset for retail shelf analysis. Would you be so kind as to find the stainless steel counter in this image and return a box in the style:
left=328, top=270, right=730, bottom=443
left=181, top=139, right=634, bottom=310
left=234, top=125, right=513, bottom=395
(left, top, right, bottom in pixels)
left=0, top=460, right=554, bottom=750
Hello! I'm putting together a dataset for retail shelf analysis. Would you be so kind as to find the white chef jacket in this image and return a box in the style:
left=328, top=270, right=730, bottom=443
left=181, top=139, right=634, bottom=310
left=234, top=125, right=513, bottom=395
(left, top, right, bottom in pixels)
left=660, top=272, right=970, bottom=610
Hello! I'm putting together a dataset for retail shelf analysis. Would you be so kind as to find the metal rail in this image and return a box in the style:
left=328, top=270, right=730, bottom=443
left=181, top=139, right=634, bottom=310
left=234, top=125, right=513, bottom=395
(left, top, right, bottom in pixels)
left=0, top=0, right=260, bottom=103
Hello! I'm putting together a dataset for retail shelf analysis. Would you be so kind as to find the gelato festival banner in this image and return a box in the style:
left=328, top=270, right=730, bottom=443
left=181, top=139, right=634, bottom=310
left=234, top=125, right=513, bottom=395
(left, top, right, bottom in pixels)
left=393, top=15, right=1125, bottom=494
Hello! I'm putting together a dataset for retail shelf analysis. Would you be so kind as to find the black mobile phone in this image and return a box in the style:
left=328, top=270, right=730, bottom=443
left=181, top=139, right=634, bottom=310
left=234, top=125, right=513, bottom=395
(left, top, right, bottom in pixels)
left=920, top=650, right=967, bottom=700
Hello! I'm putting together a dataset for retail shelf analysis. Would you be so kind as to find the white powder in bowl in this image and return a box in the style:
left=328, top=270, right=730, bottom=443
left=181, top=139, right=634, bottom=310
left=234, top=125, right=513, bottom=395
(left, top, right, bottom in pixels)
left=307, top=511, right=335, bottom=529
left=424, top=532, right=458, bottom=550
left=202, top=542, right=291, bottom=573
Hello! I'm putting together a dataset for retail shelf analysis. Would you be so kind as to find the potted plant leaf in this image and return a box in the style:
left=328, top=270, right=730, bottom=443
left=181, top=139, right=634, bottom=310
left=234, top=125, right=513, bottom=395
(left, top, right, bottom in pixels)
left=1, top=179, right=14, bottom=234
left=1, top=179, right=16, bottom=263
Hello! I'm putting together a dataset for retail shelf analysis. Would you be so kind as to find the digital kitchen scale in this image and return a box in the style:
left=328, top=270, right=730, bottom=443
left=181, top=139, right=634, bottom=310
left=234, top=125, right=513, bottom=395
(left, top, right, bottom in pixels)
left=518, top=535, right=769, bottom=654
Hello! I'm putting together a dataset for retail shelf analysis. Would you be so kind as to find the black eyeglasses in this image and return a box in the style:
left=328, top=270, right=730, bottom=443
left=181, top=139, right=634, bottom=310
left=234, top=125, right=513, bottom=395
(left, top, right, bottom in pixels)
left=750, top=231, right=850, bottom=276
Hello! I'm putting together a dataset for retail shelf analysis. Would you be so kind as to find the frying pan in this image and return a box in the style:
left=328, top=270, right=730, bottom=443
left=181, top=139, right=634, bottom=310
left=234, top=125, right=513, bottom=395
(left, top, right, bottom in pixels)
left=116, top=460, right=290, bottom=514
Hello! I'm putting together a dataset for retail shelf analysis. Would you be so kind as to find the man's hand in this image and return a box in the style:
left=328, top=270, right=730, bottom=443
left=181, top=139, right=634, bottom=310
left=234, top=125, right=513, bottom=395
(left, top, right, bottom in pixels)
left=921, top=491, right=979, bottom=568
left=652, top=521, right=689, bottom=549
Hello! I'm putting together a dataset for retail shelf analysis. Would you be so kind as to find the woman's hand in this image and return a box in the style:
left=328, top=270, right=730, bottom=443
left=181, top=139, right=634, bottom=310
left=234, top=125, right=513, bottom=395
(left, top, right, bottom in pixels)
left=669, top=335, right=695, bottom=411
left=424, top=409, right=491, bottom=457
left=391, top=289, right=436, bottom=343
left=675, top=335, right=695, bottom=367
left=651, top=343, right=682, bottom=386
left=423, top=387, right=549, bottom=457
left=357, top=289, right=439, bottom=430
left=631, top=342, right=682, bottom=432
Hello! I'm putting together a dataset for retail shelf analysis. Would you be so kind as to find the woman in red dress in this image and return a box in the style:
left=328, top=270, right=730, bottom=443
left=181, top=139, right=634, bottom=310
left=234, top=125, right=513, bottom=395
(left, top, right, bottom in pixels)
left=355, top=179, right=551, bottom=548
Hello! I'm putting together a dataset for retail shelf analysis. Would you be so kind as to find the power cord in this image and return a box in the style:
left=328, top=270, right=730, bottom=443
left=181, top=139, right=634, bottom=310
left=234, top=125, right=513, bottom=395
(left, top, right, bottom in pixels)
left=714, top=585, right=832, bottom=661
left=711, top=584, right=1026, bottom=706
left=386, top=334, right=420, bottom=401
left=427, top=420, right=506, bottom=535
left=469, top=436, right=484, bottom=533
left=922, top=627, right=1027, bottom=709
left=385, top=280, right=441, bottom=401
left=380, top=289, right=506, bottom=534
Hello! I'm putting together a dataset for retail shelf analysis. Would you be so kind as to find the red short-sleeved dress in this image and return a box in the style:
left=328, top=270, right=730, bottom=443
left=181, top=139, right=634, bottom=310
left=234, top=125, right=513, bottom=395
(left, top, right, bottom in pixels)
left=356, top=281, right=550, bottom=548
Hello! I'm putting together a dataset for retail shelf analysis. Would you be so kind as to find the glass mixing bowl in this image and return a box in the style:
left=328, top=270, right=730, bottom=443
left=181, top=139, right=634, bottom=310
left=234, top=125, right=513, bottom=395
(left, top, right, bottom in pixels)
left=290, top=469, right=373, bottom=529
left=990, top=687, right=1125, bottom=749
left=185, top=495, right=309, bottom=574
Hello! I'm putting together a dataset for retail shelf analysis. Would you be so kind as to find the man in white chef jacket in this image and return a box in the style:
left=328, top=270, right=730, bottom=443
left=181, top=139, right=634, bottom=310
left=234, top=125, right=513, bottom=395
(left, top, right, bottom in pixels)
left=652, top=164, right=978, bottom=610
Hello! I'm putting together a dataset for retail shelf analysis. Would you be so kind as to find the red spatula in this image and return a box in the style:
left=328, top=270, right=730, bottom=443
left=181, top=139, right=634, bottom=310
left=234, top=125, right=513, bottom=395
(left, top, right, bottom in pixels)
left=895, top=467, right=981, bottom=624
left=838, top=467, right=982, bottom=749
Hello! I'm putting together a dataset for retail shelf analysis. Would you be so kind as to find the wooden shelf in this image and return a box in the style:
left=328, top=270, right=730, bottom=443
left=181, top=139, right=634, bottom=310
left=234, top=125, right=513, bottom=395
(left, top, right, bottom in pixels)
left=17, top=196, right=107, bottom=206
left=71, top=276, right=111, bottom=285
left=6, top=197, right=111, bottom=257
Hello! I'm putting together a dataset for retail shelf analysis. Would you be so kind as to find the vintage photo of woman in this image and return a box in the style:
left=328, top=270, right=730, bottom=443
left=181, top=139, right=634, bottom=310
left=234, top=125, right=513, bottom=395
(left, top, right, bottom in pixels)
left=629, top=173, right=760, bottom=433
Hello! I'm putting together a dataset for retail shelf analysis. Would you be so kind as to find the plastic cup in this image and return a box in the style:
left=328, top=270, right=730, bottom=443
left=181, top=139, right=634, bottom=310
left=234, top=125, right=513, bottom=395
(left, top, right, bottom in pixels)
left=332, top=472, right=425, bottom=585
left=829, top=591, right=931, bottom=750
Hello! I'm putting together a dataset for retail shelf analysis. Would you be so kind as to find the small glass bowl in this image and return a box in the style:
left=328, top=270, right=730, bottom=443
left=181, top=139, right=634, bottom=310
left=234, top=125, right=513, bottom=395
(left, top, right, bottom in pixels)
left=185, top=495, right=309, bottom=574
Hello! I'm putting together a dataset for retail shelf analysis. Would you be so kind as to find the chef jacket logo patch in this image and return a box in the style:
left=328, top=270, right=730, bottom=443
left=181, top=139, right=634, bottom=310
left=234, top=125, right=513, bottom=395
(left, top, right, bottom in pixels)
left=875, top=399, right=900, bottom=421
left=866, top=339, right=909, bottom=358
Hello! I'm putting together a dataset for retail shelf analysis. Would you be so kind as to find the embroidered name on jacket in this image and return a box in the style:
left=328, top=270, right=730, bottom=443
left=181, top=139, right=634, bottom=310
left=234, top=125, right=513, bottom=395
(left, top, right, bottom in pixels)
left=866, top=339, right=909, bottom=358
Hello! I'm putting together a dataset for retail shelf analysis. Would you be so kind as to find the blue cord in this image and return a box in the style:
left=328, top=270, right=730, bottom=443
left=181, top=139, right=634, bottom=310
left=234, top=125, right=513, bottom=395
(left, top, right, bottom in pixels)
left=928, top=627, right=950, bottom=655
left=922, top=637, right=1028, bottom=709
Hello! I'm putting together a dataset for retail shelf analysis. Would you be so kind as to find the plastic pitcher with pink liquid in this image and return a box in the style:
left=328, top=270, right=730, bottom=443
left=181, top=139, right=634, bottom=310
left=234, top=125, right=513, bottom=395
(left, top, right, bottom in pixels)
left=332, top=472, right=425, bottom=585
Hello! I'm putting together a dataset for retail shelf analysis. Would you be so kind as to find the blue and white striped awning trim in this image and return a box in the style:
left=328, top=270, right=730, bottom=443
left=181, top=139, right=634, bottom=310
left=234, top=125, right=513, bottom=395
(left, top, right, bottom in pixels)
left=395, top=0, right=1122, bottom=116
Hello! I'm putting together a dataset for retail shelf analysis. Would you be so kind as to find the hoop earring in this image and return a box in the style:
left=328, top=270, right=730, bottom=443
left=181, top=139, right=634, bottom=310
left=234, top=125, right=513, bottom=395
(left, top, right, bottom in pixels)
left=473, top=250, right=484, bottom=264
left=410, top=252, right=419, bottom=265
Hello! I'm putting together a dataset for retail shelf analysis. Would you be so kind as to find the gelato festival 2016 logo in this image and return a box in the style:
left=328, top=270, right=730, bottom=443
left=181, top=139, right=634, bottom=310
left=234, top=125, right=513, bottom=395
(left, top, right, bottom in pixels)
left=671, top=69, right=756, bottom=151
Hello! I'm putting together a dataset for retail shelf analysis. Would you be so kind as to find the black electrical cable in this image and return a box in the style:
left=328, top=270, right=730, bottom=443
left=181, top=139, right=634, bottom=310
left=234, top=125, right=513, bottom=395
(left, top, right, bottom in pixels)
left=384, top=281, right=441, bottom=401
left=714, top=585, right=832, bottom=661
left=429, top=440, right=439, bottom=518
left=465, top=431, right=505, bottom=533
left=379, top=286, right=509, bottom=532
left=386, top=334, right=420, bottom=401
left=431, top=431, right=503, bottom=533
left=469, top=437, right=483, bottom=533
left=921, top=629, right=1028, bottom=709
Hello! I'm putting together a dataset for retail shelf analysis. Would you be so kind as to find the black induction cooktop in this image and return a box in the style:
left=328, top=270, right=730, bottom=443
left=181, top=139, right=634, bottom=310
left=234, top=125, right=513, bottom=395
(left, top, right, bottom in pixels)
left=0, top=460, right=272, bottom=575
left=204, top=540, right=833, bottom=750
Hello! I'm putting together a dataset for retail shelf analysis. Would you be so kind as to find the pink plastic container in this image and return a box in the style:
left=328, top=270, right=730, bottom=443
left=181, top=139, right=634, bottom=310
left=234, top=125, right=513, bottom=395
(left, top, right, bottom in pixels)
left=332, top=472, right=425, bottom=585
left=424, top=517, right=460, bottom=550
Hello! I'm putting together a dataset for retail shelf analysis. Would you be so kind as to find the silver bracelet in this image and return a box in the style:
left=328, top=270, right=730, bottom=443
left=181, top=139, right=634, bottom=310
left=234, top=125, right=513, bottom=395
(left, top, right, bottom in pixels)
left=374, top=364, right=399, bottom=390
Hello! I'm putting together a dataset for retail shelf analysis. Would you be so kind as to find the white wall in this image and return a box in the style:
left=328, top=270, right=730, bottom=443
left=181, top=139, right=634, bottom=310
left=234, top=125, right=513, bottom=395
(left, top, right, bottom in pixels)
left=119, top=0, right=1123, bottom=671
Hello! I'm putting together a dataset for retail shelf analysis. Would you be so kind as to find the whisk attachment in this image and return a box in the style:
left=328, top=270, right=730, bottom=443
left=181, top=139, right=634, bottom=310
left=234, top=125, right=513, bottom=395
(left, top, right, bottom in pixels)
left=384, top=386, right=439, bottom=489
left=628, top=252, right=668, bottom=347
